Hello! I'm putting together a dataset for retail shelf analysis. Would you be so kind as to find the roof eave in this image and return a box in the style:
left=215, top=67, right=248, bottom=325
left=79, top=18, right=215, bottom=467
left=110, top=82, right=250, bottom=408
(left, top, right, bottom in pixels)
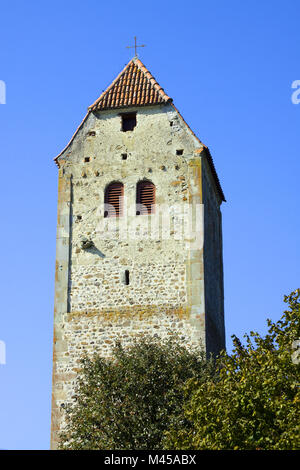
left=91, top=99, right=172, bottom=113
left=170, top=103, right=225, bottom=202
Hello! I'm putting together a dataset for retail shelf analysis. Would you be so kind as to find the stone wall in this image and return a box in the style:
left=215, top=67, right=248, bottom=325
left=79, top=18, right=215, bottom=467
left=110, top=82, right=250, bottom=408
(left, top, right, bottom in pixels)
left=202, top=157, right=225, bottom=354
left=51, top=103, right=224, bottom=448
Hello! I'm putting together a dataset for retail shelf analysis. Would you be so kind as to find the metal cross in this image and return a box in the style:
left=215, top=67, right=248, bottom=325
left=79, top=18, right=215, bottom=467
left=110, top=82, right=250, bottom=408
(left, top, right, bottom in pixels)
left=126, top=36, right=145, bottom=57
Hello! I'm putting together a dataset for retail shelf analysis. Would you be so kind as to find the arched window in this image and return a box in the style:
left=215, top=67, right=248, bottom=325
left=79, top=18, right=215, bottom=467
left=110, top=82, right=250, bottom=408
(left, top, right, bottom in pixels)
left=104, top=182, right=124, bottom=218
left=136, top=181, right=156, bottom=215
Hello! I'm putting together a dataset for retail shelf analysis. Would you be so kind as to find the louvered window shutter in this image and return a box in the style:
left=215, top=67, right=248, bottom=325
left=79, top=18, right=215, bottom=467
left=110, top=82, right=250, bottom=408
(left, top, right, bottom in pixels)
left=104, top=182, right=124, bottom=218
left=136, top=181, right=155, bottom=215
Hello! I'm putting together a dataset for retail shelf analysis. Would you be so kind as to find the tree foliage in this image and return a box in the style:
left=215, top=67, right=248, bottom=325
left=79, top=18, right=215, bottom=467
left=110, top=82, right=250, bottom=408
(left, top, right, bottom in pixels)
left=59, top=336, right=215, bottom=450
left=164, top=290, right=300, bottom=450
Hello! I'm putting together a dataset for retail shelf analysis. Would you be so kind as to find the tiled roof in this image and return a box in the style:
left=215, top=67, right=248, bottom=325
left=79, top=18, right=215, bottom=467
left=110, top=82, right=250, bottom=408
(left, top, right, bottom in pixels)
left=88, top=58, right=172, bottom=111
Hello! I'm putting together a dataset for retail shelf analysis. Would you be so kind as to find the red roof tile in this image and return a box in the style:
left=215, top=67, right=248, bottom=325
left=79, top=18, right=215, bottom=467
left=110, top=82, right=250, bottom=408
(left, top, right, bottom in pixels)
left=88, top=58, right=172, bottom=111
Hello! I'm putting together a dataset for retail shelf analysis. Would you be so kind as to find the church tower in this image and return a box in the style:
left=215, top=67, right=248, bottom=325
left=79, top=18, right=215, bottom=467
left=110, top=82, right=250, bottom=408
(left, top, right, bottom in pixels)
left=51, top=57, right=226, bottom=448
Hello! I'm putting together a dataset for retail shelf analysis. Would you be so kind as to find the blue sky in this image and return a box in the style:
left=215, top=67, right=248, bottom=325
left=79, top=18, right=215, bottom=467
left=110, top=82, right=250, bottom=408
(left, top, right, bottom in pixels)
left=0, top=0, right=299, bottom=450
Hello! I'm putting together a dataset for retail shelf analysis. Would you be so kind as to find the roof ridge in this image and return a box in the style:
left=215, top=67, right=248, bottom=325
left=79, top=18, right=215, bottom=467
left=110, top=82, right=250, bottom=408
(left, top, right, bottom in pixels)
left=133, top=58, right=172, bottom=103
left=88, top=58, right=134, bottom=111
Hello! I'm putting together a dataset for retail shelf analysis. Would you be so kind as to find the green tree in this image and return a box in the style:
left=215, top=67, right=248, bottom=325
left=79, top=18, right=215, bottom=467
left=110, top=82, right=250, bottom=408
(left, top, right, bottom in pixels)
left=59, top=336, right=215, bottom=450
left=164, top=290, right=300, bottom=450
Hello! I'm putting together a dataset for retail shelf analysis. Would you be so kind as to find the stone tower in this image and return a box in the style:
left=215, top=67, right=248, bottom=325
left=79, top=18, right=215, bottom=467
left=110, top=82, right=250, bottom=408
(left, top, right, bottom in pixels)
left=51, top=57, right=226, bottom=448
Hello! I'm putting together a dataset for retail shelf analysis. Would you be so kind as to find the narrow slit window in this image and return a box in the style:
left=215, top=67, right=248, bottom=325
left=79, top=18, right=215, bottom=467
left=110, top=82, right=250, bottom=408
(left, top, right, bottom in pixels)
left=124, top=270, right=130, bottom=285
left=104, top=182, right=124, bottom=218
left=121, top=113, right=136, bottom=132
left=136, top=181, right=155, bottom=215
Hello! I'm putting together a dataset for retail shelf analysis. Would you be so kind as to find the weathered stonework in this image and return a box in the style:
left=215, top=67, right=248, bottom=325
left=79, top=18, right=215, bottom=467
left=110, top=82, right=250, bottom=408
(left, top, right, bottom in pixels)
left=51, top=61, right=225, bottom=448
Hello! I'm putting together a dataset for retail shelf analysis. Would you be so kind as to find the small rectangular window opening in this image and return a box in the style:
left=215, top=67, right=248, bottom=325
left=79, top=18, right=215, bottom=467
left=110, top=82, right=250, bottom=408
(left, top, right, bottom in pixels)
left=176, top=149, right=184, bottom=156
left=84, top=157, right=90, bottom=162
left=121, top=113, right=136, bottom=132
left=122, top=153, right=128, bottom=160
left=124, top=270, right=130, bottom=285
